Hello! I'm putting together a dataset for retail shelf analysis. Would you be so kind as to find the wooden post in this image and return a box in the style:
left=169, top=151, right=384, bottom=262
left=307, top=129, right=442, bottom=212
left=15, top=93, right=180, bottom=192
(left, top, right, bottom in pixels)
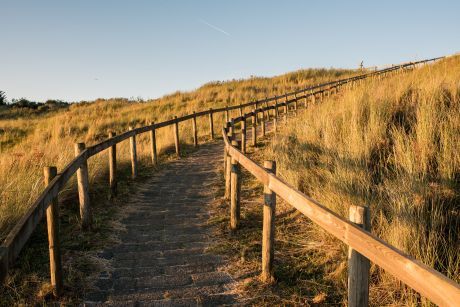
left=129, top=127, right=137, bottom=179
left=225, top=106, right=229, bottom=124
left=241, top=118, right=246, bottom=154
left=273, top=117, right=277, bottom=133
left=149, top=122, right=158, bottom=165
left=192, top=111, right=198, bottom=147
left=261, top=161, right=276, bottom=282
left=75, top=142, right=91, bottom=229
left=264, top=99, right=269, bottom=120
left=264, top=102, right=269, bottom=121
left=304, top=91, right=308, bottom=108
left=173, top=116, right=180, bottom=158
left=223, top=144, right=228, bottom=176
left=348, top=205, right=370, bottom=307
left=241, top=116, right=246, bottom=153
left=44, top=166, right=63, bottom=297
left=208, top=108, right=214, bottom=140
left=108, top=131, right=117, bottom=198
left=261, top=108, right=266, bottom=137
left=229, top=119, right=235, bottom=141
left=275, top=99, right=279, bottom=118
left=294, top=94, right=298, bottom=115
left=230, top=140, right=241, bottom=231
left=224, top=145, right=232, bottom=200
left=284, top=98, right=288, bottom=118
left=251, top=110, right=257, bottom=147
left=239, top=103, right=243, bottom=116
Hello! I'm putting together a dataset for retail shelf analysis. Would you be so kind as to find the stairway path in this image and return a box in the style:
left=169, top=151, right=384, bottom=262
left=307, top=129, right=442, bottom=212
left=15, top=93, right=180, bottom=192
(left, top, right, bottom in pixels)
left=84, top=141, right=238, bottom=306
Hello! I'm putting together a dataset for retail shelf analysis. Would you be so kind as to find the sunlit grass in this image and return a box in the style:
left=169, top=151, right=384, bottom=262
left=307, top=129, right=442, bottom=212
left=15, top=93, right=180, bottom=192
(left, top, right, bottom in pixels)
left=0, top=68, right=353, bottom=241
left=260, top=56, right=459, bottom=305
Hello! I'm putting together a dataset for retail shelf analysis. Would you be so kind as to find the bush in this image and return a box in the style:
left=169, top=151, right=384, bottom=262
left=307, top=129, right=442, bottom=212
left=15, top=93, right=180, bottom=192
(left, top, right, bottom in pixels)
left=0, top=91, right=6, bottom=105
left=11, top=98, right=38, bottom=109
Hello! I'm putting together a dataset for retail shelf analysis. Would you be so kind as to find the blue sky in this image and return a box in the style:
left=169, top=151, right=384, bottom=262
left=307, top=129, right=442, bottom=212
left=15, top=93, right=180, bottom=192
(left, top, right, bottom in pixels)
left=1, top=0, right=459, bottom=102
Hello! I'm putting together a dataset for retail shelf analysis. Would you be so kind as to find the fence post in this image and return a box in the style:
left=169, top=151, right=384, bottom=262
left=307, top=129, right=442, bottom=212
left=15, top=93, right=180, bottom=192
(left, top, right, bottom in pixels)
left=129, top=127, right=137, bottom=179
left=304, top=91, right=308, bottom=108
left=265, top=102, right=269, bottom=119
left=224, top=143, right=232, bottom=200
left=209, top=108, right=214, bottom=140
left=239, top=103, right=243, bottom=117
left=348, top=205, right=370, bottom=307
left=275, top=99, right=279, bottom=119
left=261, top=107, right=266, bottom=137
left=261, top=160, right=276, bottom=282
left=230, top=140, right=241, bottom=231
left=223, top=141, right=228, bottom=176
left=108, top=131, right=117, bottom=198
left=229, top=119, right=235, bottom=140
left=264, top=99, right=269, bottom=120
left=294, top=94, right=298, bottom=115
left=173, top=116, right=180, bottom=158
left=241, top=117, right=246, bottom=154
left=44, top=166, right=63, bottom=297
left=284, top=97, right=288, bottom=120
left=75, top=142, right=91, bottom=229
left=192, top=111, right=198, bottom=147
left=252, top=110, right=257, bottom=147
left=149, top=122, right=158, bottom=165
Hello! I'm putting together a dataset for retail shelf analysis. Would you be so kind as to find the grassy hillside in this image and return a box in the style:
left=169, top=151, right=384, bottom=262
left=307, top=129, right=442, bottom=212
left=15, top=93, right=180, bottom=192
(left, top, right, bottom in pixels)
left=257, top=56, right=459, bottom=304
left=0, top=68, right=354, bottom=241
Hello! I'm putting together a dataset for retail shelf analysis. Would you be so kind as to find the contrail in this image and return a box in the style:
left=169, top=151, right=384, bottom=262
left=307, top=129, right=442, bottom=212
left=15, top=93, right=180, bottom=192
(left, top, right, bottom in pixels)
left=199, top=19, right=230, bottom=36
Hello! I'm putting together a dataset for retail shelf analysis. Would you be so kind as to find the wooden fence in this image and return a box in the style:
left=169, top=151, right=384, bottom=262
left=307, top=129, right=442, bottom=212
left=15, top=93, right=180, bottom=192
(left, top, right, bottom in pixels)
left=221, top=58, right=460, bottom=306
left=0, top=57, right=450, bottom=303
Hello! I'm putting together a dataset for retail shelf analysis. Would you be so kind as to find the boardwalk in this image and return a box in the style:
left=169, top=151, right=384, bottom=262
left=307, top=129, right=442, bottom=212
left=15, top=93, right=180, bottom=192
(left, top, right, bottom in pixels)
left=85, top=142, right=238, bottom=306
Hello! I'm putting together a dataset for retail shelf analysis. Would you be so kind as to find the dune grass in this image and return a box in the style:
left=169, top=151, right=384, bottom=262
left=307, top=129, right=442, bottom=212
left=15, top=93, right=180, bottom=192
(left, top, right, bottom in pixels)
left=249, top=56, right=460, bottom=305
left=0, top=67, right=354, bottom=241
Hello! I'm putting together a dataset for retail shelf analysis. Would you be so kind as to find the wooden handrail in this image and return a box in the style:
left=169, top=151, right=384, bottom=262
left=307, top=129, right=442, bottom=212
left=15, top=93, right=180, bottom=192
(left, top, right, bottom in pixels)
left=223, top=128, right=460, bottom=306
left=220, top=58, right=460, bottom=306
left=0, top=56, right=445, bottom=295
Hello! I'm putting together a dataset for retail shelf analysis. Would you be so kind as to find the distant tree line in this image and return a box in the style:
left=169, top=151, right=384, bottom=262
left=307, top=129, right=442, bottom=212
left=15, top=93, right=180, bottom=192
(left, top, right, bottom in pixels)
left=0, top=90, right=69, bottom=110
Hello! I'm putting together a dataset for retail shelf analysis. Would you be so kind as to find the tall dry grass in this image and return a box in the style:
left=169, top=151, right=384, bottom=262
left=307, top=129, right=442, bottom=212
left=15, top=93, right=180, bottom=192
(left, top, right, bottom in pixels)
left=263, top=56, right=459, bottom=304
left=0, top=68, right=354, bottom=240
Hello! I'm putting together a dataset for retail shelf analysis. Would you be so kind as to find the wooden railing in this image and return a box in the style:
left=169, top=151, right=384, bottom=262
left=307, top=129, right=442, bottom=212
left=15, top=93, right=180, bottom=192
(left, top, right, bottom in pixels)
left=0, top=57, right=446, bottom=300
left=221, top=57, right=460, bottom=307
